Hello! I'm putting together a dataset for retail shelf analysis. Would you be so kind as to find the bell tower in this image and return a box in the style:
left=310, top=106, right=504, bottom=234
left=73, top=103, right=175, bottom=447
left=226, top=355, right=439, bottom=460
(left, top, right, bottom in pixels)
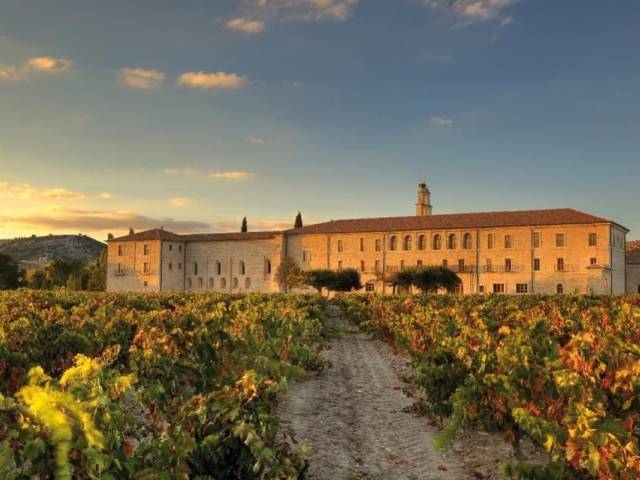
left=416, top=181, right=433, bottom=216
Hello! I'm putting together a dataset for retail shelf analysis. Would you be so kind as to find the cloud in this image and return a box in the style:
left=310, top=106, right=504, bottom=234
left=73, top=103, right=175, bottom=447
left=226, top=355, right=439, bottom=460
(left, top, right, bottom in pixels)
left=226, top=17, right=267, bottom=33
left=168, top=197, right=196, bottom=207
left=423, top=0, right=514, bottom=24
left=119, top=68, right=165, bottom=89
left=247, top=136, right=272, bottom=145
left=208, top=171, right=255, bottom=180
left=0, top=181, right=88, bottom=200
left=178, top=71, right=249, bottom=90
left=98, top=192, right=113, bottom=199
left=430, top=116, right=453, bottom=126
left=0, top=56, right=72, bottom=81
left=40, top=188, right=88, bottom=200
left=0, top=207, right=211, bottom=234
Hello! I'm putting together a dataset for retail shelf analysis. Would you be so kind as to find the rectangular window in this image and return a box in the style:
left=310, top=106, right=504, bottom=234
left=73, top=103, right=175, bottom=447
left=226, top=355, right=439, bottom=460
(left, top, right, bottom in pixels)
left=143, top=244, right=150, bottom=255
left=143, top=281, right=148, bottom=287
left=458, top=259, right=465, bottom=272
left=556, top=233, right=565, bottom=247
left=360, top=260, right=365, bottom=273
left=178, top=245, right=182, bottom=252
left=375, top=239, right=382, bottom=252
left=417, top=260, right=423, bottom=267
left=487, top=234, right=494, bottom=249
left=303, top=251, right=310, bottom=262
left=589, top=233, right=597, bottom=246
left=117, top=262, right=123, bottom=274
left=516, top=283, right=529, bottom=294
left=337, top=240, right=344, bottom=253
left=168, top=262, right=173, bottom=270
left=338, top=260, right=343, bottom=270
left=493, top=283, right=505, bottom=293
left=505, top=258, right=512, bottom=272
left=590, top=257, right=597, bottom=265
left=365, top=283, right=375, bottom=292
left=504, top=235, right=512, bottom=249
left=534, top=258, right=540, bottom=271
left=442, top=259, right=448, bottom=267
left=118, top=245, right=124, bottom=256
left=143, top=262, right=150, bottom=274
left=533, top=232, right=541, bottom=248
left=169, top=244, right=173, bottom=251
left=557, top=257, right=565, bottom=272
left=479, top=285, right=485, bottom=293
left=194, top=262, right=198, bottom=275
left=178, top=263, right=182, bottom=270
left=486, top=258, right=492, bottom=271
left=360, top=238, right=365, bottom=252
left=375, top=260, right=381, bottom=272
left=400, top=260, right=405, bottom=270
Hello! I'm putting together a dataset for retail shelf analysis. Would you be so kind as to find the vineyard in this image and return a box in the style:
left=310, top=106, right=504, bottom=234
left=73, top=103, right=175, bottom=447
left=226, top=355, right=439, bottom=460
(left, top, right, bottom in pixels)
left=0, top=290, right=328, bottom=479
left=338, top=294, right=640, bottom=479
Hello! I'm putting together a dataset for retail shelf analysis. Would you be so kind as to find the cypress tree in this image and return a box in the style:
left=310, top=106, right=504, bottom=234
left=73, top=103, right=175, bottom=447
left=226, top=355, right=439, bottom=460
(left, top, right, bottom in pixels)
left=241, top=217, right=248, bottom=233
left=294, top=212, right=303, bottom=229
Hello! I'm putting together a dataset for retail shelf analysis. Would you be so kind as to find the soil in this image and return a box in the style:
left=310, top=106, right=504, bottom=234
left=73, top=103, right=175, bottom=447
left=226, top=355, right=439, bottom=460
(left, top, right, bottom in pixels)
left=277, top=308, right=547, bottom=480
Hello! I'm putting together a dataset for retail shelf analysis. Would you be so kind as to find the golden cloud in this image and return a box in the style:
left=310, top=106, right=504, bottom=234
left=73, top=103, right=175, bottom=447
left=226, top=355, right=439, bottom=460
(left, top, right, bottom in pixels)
left=168, top=197, right=196, bottom=207
left=0, top=181, right=107, bottom=201
left=207, top=171, right=255, bottom=180
left=0, top=56, right=72, bottom=81
left=119, top=68, right=166, bottom=89
left=226, top=17, right=266, bottom=33
left=178, top=71, right=249, bottom=90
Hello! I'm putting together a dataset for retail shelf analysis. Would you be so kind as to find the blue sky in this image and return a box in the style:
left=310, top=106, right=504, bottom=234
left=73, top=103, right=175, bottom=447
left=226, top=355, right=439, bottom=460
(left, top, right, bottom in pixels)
left=0, top=0, right=639, bottom=240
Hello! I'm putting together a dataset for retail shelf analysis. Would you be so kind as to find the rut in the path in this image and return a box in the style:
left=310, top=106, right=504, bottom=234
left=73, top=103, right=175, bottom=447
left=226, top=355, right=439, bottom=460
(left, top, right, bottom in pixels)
left=278, top=310, right=473, bottom=480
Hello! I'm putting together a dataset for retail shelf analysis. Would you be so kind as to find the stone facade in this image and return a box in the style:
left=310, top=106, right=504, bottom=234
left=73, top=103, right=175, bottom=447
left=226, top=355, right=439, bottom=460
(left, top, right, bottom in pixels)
left=106, top=183, right=633, bottom=295
left=627, top=241, right=640, bottom=294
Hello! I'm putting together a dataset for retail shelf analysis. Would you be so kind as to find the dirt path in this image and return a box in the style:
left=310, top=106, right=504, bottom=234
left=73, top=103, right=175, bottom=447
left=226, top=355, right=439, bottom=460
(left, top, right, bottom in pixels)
left=277, top=309, right=473, bottom=480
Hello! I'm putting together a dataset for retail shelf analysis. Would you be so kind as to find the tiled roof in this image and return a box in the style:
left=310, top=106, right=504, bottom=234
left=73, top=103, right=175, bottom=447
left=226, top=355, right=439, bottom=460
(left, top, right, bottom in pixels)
left=628, top=241, right=640, bottom=264
left=109, top=229, right=279, bottom=242
left=110, top=229, right=184, bottom=242
left=287, top=208, right=622, bottom=235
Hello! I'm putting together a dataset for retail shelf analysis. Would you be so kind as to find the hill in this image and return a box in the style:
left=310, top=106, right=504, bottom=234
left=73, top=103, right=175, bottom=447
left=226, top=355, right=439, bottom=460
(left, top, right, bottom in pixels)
left=0, top=234, right=106, bottom=269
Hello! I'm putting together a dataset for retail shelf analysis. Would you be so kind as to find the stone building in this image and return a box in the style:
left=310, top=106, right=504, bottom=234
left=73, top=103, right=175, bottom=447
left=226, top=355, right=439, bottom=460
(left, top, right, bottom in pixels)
left=627, top=241, right=640, bottom=294
left=107, top=182, right=632, bottom=295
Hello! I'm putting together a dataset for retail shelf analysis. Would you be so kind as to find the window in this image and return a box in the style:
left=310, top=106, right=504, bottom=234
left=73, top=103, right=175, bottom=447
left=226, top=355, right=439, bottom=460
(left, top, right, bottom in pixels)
left=375, top=260, right=381, bottom=272
left=239, top=261, right=246, bottom=275
left=486, top=258, right=492, bottom=271
left=589, top=233, right=597, bottom=246
left=360, top=238, right=365, bottom=252
left=455, top=283, right=464, bottom=295
left=194, top=262, right=198, bottom=275
left=557, top=283, right=564, bottom=294
left=117, top=263, right=123, bottom=274
left=533, top=232, right=541, bottom=248
left=365, top=282, right=375, bottom=292
left=187, top=278, right=192, bottom=288
left=557, top=257, right=565, bottom=272
left=266, top=260, right=272, bottom=274
left=198, top=277, right=203, bottom=288
left=504, top=235, right=512, bottom=249
left=338, top=260, right=343, bottom=270
left=479, top=285, right=485, bottom=293
left=209, top=278, right=214, bottom=288
left=245, top=277, right=251, bottom=289
left=442, top=259, right=448, bottom=267
left=143, top=281, right=148, bottom=287
left=458, top=259, right=465, bottom=272
left=360, top=260, right=365, bottom=273
left=447, top=234, right=457, bottom=250
left=233, top=278, right=238, bottom=289
left=168, top=262, right=173, bottom=270
left=400, top=260, right=406, bottom=270
left=389, top=236, right=398, bottom=251
left=637, top=285, right=640, bottom=294
left=505, top=258, right=512, bottom=272
left=220, top=278, right=227, bottom=288
left=418, top=235, right=426, bottom=250
left=516, top=283, right=529, bottom=294
left=556, top=233, right=565, bottom=247
left=534, top=258, right=540, bottom=271
left=118, top=245, right=124, bottom=256
left=303, top=250, right=310, bottom=262
left=433, top=234, right=442, bottom=250
left=417, top=260, right=423, bottom=267
left=463, top=233, right=472, bottom=250
left=178, top=245, right=182, bottom=252
left=143, top=244, right=150, bottom=255
left=493, top=283, right=505, bottom=293
left=337, top=240, right=344, bottom=252
left=487, top=234, right=494, bottom=249
left=143, top=262, right=150, bottom=274
left=216, top=261, right=222, bottom=275
left=169, top=244, right=173, bottom=251
left=375, top=239, right=382, bottom=252
left=590, top=257, right=597, bottom=265
left=178, top=262, right=182, bottom=270
left=403, top=235, right=412, bottom=251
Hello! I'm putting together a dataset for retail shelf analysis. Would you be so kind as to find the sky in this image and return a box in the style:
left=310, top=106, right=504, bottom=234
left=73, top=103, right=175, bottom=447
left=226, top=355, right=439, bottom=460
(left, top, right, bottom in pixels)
left=0, top=0, right=639, bottom=241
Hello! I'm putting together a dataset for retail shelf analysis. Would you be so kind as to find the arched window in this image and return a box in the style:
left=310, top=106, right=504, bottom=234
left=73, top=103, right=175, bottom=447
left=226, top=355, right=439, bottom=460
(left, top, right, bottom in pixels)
left=463, top=233, right=472, bottom=250
left=389, top=236, right=398, bottom=251
left=447, top=234, right=457, bottom=250
left=239, top=261, right=246, bottom=275
left=209, top=278, right=214, bottom=289
left=418, top=235, right=427, bottom=251
left=198, top=277, right=203, bottom=288
left=233, top=278, right=239, bottom=289
left=245, top=277, right=251, bottom=289
left=556, top=283, right=564, bottom=294
left=433, top=234, right=442, bottom=250
left=220, top=278, right=227, bottom=289
left=215, top=261, right=221, bottom=275
left=403, top=235, right=412, bottom=251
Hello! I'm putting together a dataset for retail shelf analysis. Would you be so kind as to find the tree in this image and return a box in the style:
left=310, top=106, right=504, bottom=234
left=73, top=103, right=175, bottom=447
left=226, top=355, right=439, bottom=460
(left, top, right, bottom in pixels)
left=241, top=217, right=248, bottom=233
left=25, top=268, right=49, bottom=289
left=275, top=257, right=306, bottom=292
left=330, top=269, right=362, bottom=292
left=86, top=250, right=107, bottom=291
left=412, top=266, right=461, bottom=294
left=0, top=254, right=21, bottom=290
left=305, top=269, right=335, bottom=295
left=294, top=212, right=303, bottom=229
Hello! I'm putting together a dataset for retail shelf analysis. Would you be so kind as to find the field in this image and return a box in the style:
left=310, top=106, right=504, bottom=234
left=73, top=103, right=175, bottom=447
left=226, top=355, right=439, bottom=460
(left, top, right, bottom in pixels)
left=2, top=291, right=640, bottom=479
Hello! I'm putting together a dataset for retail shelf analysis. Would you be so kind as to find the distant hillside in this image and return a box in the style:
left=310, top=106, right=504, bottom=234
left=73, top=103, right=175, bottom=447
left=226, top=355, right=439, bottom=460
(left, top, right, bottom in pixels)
left=0, top=234, right=106, bottom=269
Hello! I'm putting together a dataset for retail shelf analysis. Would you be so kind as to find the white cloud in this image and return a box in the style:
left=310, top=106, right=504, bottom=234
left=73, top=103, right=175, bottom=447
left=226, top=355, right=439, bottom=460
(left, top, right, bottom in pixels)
left=119, top=68, right=165, bottom=89
left=98, top=192, right=113, bottom=199
left=178, top=71, right=249, bottom=90
left=168, top=197, right=196, bottom=207
left=430, top=116, right=453, bottom=126
left=423, top=0, right=514, bottom=24
left=0, top=56, right=72, bottom=81
left=208, top=171, right=255, bottom=180
left=226, top=17, right=267, bottom=33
